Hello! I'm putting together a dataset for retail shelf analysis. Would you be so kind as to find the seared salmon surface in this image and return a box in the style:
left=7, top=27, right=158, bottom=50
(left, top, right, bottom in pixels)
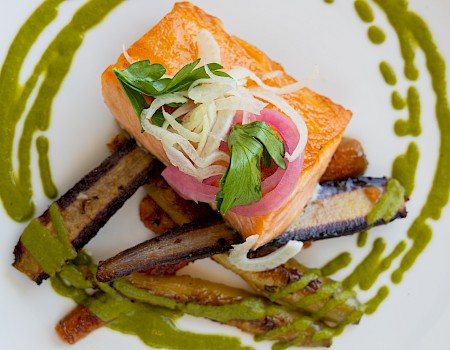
left=102, top=2, right=352, bottom=247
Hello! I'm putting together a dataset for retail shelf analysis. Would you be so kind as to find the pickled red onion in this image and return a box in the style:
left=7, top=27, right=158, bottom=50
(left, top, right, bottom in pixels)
left=161, top=166, right=218, bottom=203
left=230, top=109, right=304, bottom=216
left=162, top=108, right=304, bottom=215
left=230, top=154, right=303, bottom=216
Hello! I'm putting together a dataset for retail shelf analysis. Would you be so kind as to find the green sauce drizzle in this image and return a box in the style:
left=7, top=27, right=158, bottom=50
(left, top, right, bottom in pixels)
left=357, top=230, right=368, bottom=247
left=368, top=25, right=386, bottom=44
left=394, top=86, right=421, bottom=136
left=294, top=282, right=341, bottom=308
left=312, top=290, right=356, bottom=321
left=36, top=136, right=58, bottom=199
left=260, top=318, right=309, bottom=343
left=270, top=269, right=320, bottom=301
left=391, top=90, right=406, bottom=110
left=367, top=179, right=405, bottom=225
left=374, top=0, right=450, bottom=284
left=320, top=252, right=352, bottom=276
left=0, top=0, right=124, bottom=221
left=372, top=0, right=419, bottom=80
left=391, top=218, right=433, bottom=284
left=20, top=204, right=76, bottom=275
left=364, top=286, right=389, bottom=315
left=109, top=302, right=253, bottom=350
left=392, top=142, right=419, bottom=197
left=342, top=238, right=406, bottom=291
left=0, top=0, right=64, bottom=221
left=354, top=0, right=374, bottom=23
left=379, top=61, right=397, bottom=85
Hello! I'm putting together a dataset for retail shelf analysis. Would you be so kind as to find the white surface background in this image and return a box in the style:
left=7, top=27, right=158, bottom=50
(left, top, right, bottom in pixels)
left=1, top=0, right=449, bottom=349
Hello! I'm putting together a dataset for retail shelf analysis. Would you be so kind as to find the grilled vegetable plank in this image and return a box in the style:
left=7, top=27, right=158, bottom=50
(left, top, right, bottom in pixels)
left=114, top=272, right=332, bottom=347
left=97, top=176, right=407, bottom=282
left=96, top=216, right=240, bottom=281
left=13, top=138, right=157, bottom=284
left=54, top=253, right=332, bottom=348
left=263, top=177, right=407, bottom=249
left=139, top=180, right=363, bottom=328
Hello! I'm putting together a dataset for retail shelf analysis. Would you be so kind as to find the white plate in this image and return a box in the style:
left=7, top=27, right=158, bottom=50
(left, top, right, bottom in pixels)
left=1, top=0, right=450, bottom=349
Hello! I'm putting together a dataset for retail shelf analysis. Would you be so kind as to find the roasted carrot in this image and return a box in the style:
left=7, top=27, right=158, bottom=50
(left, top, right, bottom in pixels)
left=55, top=304, right=105, bottom=344
left=320, top=137, right=368, bottom=183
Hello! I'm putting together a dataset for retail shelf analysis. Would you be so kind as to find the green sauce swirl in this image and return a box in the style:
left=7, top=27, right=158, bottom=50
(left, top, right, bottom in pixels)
left=1, top=0, right=449, bottom=348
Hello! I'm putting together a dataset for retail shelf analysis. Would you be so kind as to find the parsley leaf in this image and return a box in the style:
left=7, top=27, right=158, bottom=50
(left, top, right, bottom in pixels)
left=116, top=78, right=149, bottom=117
left=216, top=121, right=286, bottom=214
left=113, top=59, right=230, bottom=107
left=240, top=122, right=286, bottom=170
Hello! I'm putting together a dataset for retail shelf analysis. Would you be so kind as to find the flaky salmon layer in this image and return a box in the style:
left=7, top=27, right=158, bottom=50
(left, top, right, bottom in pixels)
left=101, top=2, right=352, bottom=247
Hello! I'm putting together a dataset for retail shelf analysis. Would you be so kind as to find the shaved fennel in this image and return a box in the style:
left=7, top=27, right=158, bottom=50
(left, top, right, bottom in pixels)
left=228, top=235, right=303, bottom=271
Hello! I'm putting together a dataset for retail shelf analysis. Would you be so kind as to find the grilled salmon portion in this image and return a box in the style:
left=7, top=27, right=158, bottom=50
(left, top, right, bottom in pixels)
left=101, top=2, right=352, bottom=247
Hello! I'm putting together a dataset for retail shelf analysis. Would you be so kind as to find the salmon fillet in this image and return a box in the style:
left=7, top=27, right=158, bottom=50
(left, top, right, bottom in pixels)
left=101, top=2, right=352, bottom=247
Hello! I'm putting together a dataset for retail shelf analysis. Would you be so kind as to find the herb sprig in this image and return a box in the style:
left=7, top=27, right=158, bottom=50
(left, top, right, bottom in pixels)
left=216, top=121, right=286, bottom=214
left=113, top=59, right=229, bottom=117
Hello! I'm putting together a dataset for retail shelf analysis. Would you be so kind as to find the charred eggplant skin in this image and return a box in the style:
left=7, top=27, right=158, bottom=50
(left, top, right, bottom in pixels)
left=261, top=177, right=407, bottom=250
left=96, top=215, right=240, bottom=282
left=97, top=176, right=407, bottom=282
left=13, top=139, right=158, bottom=284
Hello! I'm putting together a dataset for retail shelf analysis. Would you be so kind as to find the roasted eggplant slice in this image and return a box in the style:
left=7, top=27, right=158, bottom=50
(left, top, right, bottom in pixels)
left=97, top=176, right=407, bottom=282
left=263, top=177, right=407, bottom=249
left=96, top=216, right=240, bottom=281
left=13, top=139, right=158, bottom=284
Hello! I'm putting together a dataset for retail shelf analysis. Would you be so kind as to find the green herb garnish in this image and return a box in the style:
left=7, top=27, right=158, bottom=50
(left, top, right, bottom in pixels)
left=114, top=60, right=286, bottom=213
left=113, top=59, right=229, bottom=117
left=216, top=121, right=286, bottom=214
left=116, top=78, right=150, bottom=117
